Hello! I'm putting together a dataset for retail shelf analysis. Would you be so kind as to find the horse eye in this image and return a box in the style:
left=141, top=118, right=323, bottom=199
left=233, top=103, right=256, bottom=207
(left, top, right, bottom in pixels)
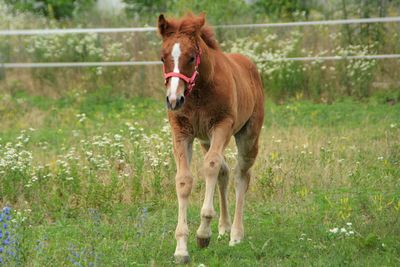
left=189, top=56, right=195, bottom=63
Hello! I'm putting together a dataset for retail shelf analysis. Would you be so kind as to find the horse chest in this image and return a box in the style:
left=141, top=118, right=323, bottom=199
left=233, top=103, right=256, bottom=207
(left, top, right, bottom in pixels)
left=188, top=109, right=223, bottom=141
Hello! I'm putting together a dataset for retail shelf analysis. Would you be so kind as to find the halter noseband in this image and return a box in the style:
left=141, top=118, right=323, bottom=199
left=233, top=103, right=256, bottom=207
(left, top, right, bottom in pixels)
left=163, top=46, right=202, bottom=96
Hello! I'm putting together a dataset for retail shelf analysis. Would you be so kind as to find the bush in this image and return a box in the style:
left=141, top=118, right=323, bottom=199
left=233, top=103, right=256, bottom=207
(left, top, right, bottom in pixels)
left=254, top=0, right=311, bottom=20
left=4, top=0, right=94, bottom=19
left=223, top=29, right=378, bottom=101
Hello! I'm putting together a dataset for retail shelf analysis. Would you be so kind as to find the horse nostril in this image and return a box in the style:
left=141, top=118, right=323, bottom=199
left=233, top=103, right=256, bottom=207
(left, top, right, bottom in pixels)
left=166, top=96, right=172, bottom=109
left=179, top=96, right=185, bottom=105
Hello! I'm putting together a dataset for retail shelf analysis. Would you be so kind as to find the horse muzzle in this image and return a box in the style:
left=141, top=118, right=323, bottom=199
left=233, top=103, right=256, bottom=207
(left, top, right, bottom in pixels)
left=166, top=94, right=185, bottom=110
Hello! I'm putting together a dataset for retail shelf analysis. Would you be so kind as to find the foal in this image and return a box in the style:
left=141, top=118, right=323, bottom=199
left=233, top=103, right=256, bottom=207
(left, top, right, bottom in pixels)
left=158, top=13, right=264, bottom=263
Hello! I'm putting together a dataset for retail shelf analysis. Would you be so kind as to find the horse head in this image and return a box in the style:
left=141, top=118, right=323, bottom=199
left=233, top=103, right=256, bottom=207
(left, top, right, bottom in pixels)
left=158, top=13, right=205, bottom=110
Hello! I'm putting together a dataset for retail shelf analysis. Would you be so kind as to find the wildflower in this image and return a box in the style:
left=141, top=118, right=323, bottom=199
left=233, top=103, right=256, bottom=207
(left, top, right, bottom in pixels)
left=96, top=67, right=103, bottom=75
left=114, top=134, right=122, bottom=141
left=3, top=208, right=10, bottom=215
left=329, top=228, right=339, bottom=234
left=76, top=113, right=87, bottom=123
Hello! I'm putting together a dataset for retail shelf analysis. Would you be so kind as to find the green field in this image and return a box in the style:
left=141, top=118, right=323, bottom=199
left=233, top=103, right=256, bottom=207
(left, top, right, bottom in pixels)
left=0, top=88, right=399, bottom=266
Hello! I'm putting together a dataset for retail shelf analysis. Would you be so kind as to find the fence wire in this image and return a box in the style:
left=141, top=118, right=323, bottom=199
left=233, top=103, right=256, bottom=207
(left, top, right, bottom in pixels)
left=1, top=16, right=399, bottom=68
left=2, top=54, right=400, bottom=69
left=1, top=16, right=399, bottom=36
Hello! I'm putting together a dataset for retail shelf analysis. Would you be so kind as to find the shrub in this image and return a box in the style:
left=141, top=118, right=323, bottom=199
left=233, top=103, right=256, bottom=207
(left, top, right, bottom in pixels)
left=4, top=0, right=94, bottom=19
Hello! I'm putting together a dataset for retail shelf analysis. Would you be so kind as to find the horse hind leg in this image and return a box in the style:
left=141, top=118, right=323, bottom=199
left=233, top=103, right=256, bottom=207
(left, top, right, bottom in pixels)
left=217, top=159, right=231, bottom=238
left=230, top=117, right=262, bottom=246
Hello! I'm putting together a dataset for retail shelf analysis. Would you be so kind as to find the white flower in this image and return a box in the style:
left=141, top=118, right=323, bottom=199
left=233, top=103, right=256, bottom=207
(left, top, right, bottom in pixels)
left=114, top=134, right=122, bottom=141
left=329, top=228, right=339, bottom=234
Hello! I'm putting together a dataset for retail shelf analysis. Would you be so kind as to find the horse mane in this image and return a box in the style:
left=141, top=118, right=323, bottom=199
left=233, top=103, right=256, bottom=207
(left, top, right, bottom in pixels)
left=168, top=13, right=220, bottom=50
left=199, top=25, right=219, bottom=50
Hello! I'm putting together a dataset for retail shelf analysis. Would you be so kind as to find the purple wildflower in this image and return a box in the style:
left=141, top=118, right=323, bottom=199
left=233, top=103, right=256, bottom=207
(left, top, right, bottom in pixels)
left=2, top=208, right=11, bottom=215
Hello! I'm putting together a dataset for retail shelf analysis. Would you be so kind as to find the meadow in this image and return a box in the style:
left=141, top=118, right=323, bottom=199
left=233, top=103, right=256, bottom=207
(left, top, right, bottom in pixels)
left=1, top=1, right=400, bottom=265
left=0, top=88, right=399, bottom=266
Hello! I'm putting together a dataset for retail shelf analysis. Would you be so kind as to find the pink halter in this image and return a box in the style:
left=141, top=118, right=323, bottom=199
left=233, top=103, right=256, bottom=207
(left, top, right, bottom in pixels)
left=163, top=47, right=202, bottom=96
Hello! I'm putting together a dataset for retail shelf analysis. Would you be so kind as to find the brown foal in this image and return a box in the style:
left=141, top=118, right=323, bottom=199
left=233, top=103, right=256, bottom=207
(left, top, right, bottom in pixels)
left=158, top=13, right=264, bottom=264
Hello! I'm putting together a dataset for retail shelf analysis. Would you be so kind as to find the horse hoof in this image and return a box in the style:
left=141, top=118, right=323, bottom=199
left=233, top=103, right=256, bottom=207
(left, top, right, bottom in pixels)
left=197, top=236, right=211, bottom=248
left=229, top=239, right=242, bottom=246
left=174, top=254, right=190, bottom=264
left=217, top=233, right=229, bottom=241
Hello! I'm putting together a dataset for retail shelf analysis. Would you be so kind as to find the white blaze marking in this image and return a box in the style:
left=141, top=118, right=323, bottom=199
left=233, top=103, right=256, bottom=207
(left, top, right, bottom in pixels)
left=169, top=42, right=181, bottom=100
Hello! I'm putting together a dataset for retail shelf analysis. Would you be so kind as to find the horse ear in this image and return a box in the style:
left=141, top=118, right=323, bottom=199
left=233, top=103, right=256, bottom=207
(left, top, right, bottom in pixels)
left=197, top=12, right=206, bottom=29
left=158, top=14, right=169, bottom=37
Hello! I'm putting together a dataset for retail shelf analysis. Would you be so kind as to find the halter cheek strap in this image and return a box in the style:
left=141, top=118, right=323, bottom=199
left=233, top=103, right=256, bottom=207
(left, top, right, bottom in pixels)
left=163, top=47, right=202, bottom=96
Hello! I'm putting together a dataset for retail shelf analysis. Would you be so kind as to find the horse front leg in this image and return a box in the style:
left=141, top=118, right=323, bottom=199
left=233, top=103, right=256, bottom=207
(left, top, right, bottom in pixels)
left=196, top=120, right=232, bottom=248
left=172, top=136, right=194, bottom=264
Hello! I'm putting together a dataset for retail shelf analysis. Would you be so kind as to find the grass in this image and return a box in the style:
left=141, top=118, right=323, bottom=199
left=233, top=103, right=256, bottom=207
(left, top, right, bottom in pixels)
left=0, top=88, right=399, bottom=266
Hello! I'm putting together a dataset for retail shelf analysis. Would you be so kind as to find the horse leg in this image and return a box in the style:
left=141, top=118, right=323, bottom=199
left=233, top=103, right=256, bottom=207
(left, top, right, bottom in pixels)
left=200, top=143, right=231, bottom=239
left=217, top=159, right=231, bottom=238
left=196, top=121, right=232, bottom=248
left=173, top=136, right=194, bottom=264
left=230, top=117, right=262, bottom=246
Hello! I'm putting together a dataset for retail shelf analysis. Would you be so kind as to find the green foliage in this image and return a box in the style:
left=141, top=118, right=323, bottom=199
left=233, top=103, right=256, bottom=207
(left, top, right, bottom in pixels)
left=4, top=0, right=94, bottom=19
left=254, top=0, right=310, bottom=20
left=1, top=0, right=399, bottom=101
left=223, top=28, right=382, bottom=101
left=123, top=0, right=169, bottom=16
left=0, top=91, right=399, bottom=265
left=123, top=0, right=254, bottom=24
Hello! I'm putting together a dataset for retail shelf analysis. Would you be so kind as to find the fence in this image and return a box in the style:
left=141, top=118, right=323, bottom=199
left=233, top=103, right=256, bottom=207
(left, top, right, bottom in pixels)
left=1, top=16, right=400, bottom=68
